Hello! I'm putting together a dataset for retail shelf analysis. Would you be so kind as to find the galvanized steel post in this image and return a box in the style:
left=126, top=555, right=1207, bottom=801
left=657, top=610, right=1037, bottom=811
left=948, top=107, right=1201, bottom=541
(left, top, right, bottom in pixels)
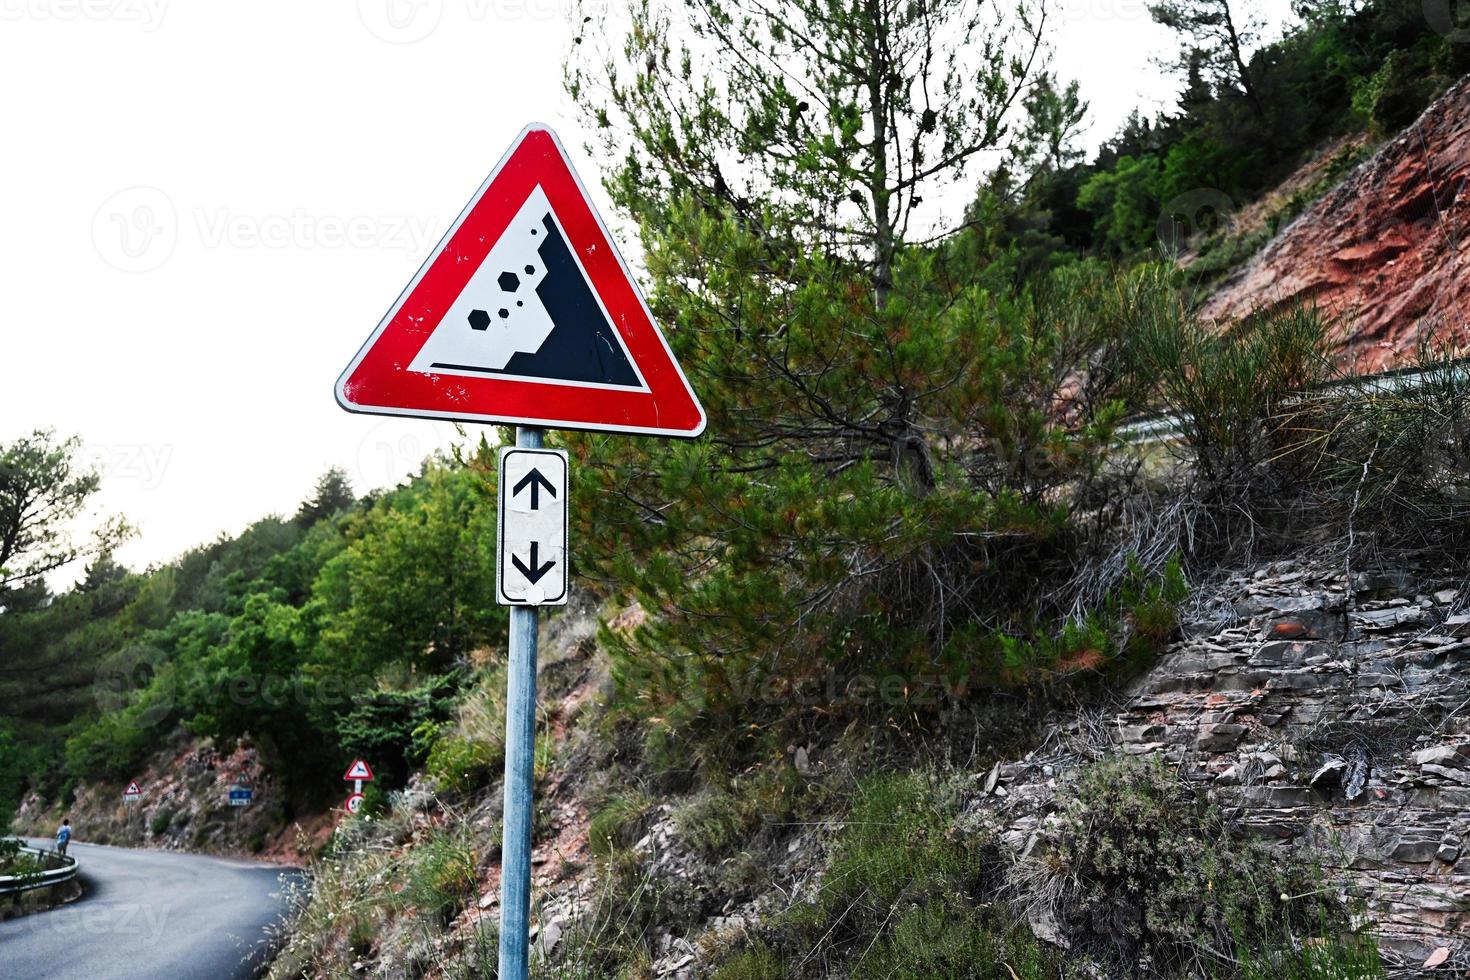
left=498, top=425, right=542, bottom=979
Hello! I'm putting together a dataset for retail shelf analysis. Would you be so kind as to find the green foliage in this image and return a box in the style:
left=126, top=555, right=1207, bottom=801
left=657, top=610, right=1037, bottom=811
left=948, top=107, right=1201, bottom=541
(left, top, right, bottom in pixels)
left=1129, top=295, right=1329, bottom=487
left=1047, top=757, right=1330, bottom=972
left=714, top=771, right=1058, bottom=979
left=0, top=428, right=130, bottom=592
left=1238, top=929, right=1383, bottom=979
left=710, top=946, right=784, bottom=980
left=1077, top=154, right=1163, bottom=255
left=149, top=808, right=175, bottom=836
left=425, top=733, right=503, bottom=796
left=397, top=829, right=479, bottom=927
left=1352, top=48, right=1434, bottom=134
left=294, top=467, right=355, bottom=529
left=674, top=765, right=819, bottom=861
left=980, top=556, right=1189, bottom=681
left=587, top=792, right=652, bottom=858
left=7, top=455, right=507, bottom=813
left=312, top=465, right=502, bottom=677
left=335, top=675, right=459, bottom=789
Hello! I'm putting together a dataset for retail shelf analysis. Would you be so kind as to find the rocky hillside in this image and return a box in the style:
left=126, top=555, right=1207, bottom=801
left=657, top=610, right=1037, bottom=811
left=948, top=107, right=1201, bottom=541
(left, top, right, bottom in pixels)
left=970, top=556, right=1470, bottom=976
left=13, top=731, right=322, bottom=864
left=262, top=554, right=1470, bottom=979
left=1202, top=77, right=1470, bottom=372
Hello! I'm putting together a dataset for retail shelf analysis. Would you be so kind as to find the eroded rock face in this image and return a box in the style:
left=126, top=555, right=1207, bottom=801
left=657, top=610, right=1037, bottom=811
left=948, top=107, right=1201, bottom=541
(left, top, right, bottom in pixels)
left=965, top=557, right=1470, bottom=973
left=1201, top=78, right=1470, bottom=374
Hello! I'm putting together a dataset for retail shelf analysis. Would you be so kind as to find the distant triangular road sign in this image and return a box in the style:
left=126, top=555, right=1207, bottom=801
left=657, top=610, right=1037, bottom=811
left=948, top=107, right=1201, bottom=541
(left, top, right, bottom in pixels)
left=343, top=759, right=374, bottom=782
left=124, top=780, right=141, bottom=797
left=336, top=124, right=705, bottom=437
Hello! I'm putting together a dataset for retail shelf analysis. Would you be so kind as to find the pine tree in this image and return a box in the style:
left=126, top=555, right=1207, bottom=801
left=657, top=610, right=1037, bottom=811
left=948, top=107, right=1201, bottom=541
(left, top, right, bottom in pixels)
left=294, top=467, right=355, bottom=528
left=565, top=0, right=1147, bottom=742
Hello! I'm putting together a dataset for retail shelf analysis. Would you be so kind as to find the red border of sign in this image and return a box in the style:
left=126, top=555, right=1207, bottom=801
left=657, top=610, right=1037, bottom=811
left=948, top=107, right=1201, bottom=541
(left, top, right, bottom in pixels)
left=335, top=124, right=706, bottom=438
left=343, top=792, right=365, bottom=814
left=343, top=759, right=375, bottom=781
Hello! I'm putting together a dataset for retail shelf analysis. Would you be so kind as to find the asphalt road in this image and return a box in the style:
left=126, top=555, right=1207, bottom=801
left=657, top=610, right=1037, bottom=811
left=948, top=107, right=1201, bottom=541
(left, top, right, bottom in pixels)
left=2, top=839, right=300, bottom=980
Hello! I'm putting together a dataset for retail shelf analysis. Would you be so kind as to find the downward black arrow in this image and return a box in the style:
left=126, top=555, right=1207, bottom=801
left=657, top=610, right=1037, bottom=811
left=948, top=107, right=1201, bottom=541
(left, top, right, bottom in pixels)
left=512, top=468, right=557, bottom=510
left=511, top=542, right=556, bottom=584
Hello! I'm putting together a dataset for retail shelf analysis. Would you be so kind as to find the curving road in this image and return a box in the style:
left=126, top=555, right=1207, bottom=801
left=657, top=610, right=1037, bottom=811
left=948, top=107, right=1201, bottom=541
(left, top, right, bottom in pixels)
left=2, top=839, right=300, bottom=980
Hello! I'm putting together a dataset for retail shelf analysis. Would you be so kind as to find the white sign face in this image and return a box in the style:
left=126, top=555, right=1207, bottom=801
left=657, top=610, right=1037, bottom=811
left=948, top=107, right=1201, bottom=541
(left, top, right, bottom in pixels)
left=497, top=446, right=569, bottom=606
left=343, top=759, right=374, bottom=781
left=344, top=792, right=365, bottom=815
left=124, top=781, right=142, bottom=801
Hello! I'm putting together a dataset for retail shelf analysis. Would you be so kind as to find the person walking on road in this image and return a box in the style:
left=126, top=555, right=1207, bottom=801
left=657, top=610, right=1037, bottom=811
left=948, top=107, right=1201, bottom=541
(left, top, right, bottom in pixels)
left=55, top=819, right=71, bottom=857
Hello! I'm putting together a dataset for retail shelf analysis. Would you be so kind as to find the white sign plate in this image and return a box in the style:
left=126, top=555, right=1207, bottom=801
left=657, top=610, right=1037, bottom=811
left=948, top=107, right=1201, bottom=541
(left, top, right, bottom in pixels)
left=497, top=446, right=569, bottom=606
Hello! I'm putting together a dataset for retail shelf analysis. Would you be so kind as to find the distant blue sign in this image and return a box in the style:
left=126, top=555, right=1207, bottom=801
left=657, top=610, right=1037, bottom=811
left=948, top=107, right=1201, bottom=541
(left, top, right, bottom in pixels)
left=228, top=786, right=253, bottom=807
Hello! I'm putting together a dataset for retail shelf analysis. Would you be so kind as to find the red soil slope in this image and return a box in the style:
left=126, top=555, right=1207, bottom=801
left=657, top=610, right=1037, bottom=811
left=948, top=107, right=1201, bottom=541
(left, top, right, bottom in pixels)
left=1201, top=77, right=1470, bottom=373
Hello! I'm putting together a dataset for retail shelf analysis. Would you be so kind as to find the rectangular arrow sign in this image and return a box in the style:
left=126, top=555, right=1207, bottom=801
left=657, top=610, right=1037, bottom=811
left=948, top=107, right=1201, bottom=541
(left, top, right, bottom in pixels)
left=497, top=446, right=569, bottom=606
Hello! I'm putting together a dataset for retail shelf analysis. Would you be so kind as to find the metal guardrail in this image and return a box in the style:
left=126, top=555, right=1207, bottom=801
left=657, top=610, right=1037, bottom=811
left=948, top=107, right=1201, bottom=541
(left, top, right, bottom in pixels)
left=1118, top=360, right=1470, bottom=448
left=0, top=844, right=78, bottom=896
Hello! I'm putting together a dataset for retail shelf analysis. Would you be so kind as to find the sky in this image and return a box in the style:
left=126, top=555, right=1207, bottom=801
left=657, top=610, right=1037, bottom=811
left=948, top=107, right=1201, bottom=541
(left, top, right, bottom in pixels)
left=0, top=0, right=1292, bottom=585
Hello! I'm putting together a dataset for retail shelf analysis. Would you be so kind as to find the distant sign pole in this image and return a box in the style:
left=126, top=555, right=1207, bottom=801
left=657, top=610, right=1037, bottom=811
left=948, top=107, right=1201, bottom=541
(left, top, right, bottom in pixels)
left=334, top=124, right=704, bottom=980
left=342, top=759, right=374, bottom=814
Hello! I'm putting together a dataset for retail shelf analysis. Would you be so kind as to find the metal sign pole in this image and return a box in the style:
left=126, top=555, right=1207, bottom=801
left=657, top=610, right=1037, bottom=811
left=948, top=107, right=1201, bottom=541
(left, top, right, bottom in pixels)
left=499, top=425, right=542, bottom=980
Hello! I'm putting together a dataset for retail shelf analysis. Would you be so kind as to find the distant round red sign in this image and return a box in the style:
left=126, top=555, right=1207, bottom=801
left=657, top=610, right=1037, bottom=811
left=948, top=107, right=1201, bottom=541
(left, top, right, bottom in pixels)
left=344, top=792, right=366, bottom=815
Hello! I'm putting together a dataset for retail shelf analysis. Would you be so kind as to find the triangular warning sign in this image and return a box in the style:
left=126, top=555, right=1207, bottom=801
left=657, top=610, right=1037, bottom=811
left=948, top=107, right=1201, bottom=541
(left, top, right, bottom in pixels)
left=124, top=781, right=141, bottom=795
left=343, top=759, right=374, bottom=781
left=336, top=124, right=705, bottom=438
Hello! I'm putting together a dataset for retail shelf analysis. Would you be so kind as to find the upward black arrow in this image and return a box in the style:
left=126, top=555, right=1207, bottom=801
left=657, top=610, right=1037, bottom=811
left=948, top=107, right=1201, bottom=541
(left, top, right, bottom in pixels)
left=511, top=542, right=557, bottom=584
left=512, top=468, right=557, bottom=510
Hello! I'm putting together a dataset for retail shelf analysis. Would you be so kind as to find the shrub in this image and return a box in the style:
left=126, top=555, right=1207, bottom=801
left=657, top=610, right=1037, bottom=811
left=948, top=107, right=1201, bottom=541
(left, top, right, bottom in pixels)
left=710, top=946, right=784, bottom=980
left=397, top=829, right=478, bottom=927
left=1297, top=343, right=1470, bottom=552
left=588, top=792, right=652, bottom=858
left=1129, top=301, right=1329, bottom=492
left=1239, top=928, right=1383, bottom=979
left=149, top=808, right=174, bottom=836
left=425, top=734, right=503, bottom=796
left=1351, top=50, right=1430, bottom=134
left=714, top=772, right=1058, bottom=979
left=674, top=765, right=816, bottom=861
left=1041, top=756, right=1326, bottom=972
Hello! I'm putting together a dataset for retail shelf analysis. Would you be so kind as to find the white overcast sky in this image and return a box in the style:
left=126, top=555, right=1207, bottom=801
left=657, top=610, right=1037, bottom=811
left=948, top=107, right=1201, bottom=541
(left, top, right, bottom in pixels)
left=0, top=0, right=1293, bottom=584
